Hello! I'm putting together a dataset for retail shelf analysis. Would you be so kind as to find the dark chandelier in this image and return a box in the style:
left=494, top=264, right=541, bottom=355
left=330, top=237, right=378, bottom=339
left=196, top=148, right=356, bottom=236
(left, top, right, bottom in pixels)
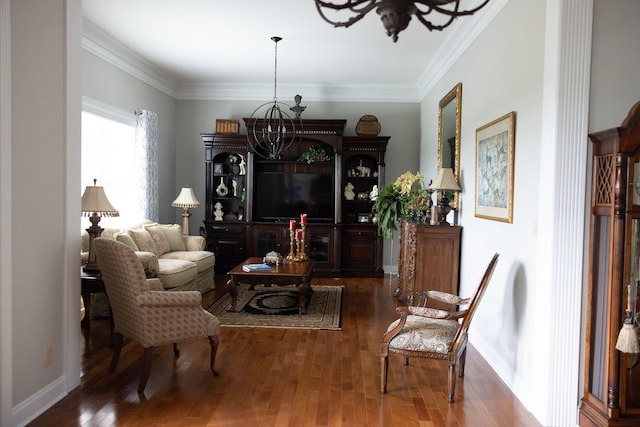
left=247, top=36, right=302, bottom=160
left=314, top=0, right=491, bottom=42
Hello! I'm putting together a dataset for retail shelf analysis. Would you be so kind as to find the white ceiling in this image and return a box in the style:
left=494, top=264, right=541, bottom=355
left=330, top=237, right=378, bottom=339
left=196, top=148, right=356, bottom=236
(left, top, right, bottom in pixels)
left=81, top=0, right=504, bottom=102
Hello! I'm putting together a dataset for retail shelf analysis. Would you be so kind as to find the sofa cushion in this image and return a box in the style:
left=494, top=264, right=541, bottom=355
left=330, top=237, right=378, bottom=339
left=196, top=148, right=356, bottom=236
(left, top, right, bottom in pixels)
left=128, top=228, right=157, bottom=254
left=156, top=258, right=198, bottom=290
left=145, top=226, right=171, bottom=255
left=152, top=224, right=186, bottom=252
left=115, top=232, right=139, bottom=251
left=160, top=251, right=215, bottom=273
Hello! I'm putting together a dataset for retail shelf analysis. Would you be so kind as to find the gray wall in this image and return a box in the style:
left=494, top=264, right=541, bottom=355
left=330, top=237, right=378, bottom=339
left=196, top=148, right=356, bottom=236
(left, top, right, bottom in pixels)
left=175, top=99, right=420, bottom=249
left=82, top=50, right=177, bottom=223
left=3, top=0, right=82, bottom=424
left=589, top=0, right=640, bottom=131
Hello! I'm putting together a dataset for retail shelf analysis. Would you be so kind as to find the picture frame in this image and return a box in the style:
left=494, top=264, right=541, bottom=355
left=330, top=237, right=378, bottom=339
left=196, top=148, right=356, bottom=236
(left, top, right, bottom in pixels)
left=475, top=111, right=516, bottom=223
left=214, top=163, right=223, bottom=175
left=357, top=213, right=371, bottom=223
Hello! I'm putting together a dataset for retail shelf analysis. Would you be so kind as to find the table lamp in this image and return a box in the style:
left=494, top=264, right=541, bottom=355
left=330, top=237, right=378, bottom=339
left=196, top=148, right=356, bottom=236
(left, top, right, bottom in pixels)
left=429, top=168, right=461, bottom=226
left=81, top=179, right=119, bottom=273
left=172, top=187, right=200, bottom=235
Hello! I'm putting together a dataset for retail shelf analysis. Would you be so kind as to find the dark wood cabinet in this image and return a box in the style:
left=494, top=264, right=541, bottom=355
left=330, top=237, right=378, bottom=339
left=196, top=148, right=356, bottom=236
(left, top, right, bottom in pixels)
left=201, top=120, right=388, bottom=277
left=579, top=101, right=640, bottom=426
left=395, top=220, right=462, bottom=307
left=250, top=223, right=289, bottom=257
left=340, top=137, right=388, bottom=277
left=341, top=225, right=383, bottom=277
left=206, top=222, right=246, bottom=273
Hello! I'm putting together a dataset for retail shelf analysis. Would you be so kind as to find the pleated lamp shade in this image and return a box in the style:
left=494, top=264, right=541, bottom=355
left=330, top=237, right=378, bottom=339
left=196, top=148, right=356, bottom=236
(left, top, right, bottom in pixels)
left=172, top=187, right=200, bottom=208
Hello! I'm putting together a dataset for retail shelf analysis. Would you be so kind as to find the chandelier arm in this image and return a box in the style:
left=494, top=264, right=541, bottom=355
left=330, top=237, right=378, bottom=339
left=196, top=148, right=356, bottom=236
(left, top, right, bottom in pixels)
left=315, top=0, right=379, bottom=28
left=414, top=0, right=490, bottom=31
left=414, top=0, right=490, bottom=16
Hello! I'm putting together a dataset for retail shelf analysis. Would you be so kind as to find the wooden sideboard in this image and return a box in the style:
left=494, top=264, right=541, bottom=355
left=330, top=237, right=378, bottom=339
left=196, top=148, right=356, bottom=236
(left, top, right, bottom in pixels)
left=395, top=220, right=462, bottom=308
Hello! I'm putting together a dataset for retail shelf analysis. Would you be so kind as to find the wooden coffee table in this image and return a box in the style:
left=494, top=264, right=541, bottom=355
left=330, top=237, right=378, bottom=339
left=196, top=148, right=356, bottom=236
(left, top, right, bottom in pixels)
left=226, top=257, right=315, bottom=314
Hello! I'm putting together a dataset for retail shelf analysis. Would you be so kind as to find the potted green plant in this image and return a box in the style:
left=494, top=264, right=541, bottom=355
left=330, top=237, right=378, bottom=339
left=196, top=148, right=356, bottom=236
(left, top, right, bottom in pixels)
left=372, top=171, right=433, bottom=240
left=297, top=145, right=333, bottom=164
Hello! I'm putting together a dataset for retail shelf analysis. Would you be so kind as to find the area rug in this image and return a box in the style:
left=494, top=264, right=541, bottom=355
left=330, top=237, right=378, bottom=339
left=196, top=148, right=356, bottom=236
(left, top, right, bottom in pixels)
left=206, top=284, right=343, bottom=330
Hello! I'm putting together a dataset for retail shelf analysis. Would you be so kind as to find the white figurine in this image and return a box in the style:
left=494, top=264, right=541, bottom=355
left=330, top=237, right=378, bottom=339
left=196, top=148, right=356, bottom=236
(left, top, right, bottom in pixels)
left=370, top=184, right=379, bottom=201
left=344, top=182, right=355, bottom=200
left=239, top=155, right=246, bottom=175
left=356, top=164, right=371, bottom=177
left=214, top=202, right=224, bottom=221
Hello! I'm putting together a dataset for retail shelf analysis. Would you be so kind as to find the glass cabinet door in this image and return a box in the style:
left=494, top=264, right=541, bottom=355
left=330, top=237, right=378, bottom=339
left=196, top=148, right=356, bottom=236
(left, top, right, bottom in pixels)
left=623, top=218, right=640, bottom=413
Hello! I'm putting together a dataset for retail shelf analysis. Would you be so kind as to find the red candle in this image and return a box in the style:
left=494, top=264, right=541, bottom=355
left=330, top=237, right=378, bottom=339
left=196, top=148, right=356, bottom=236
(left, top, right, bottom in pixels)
left=295, top=229, right=302, bottom=240
left=300, top=213, right=307, bottom=224
left=290, top=219, right=296, bottom=230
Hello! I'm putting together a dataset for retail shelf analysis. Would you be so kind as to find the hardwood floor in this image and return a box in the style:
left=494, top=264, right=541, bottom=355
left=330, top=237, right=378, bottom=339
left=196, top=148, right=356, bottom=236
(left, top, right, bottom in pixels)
left=30, top=275, right=540, bottom=426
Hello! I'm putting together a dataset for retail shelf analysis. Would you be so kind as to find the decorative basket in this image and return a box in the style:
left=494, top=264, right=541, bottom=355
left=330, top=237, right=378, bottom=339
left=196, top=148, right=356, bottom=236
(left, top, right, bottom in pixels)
left=356, top=115, right=381, bottom=136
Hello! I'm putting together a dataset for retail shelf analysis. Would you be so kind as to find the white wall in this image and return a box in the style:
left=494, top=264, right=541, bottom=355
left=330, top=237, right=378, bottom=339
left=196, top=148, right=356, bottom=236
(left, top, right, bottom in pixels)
left=420, top=0, right=548, bottom=419
left=419, top=0, right=640, bottom=425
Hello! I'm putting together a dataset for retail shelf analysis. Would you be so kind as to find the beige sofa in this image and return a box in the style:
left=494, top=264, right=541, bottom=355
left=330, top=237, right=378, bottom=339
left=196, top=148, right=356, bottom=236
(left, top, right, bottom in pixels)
left=82, top=219, right=215, bottom=294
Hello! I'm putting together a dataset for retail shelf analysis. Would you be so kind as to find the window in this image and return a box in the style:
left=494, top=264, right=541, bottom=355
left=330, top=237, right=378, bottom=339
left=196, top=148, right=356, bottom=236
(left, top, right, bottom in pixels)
left=81, top=107, right=142, bottom=222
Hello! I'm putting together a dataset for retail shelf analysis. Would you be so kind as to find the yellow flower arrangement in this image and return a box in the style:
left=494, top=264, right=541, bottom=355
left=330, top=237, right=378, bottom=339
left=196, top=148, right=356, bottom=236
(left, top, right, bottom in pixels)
left=372, top=171, right=433, bottom=240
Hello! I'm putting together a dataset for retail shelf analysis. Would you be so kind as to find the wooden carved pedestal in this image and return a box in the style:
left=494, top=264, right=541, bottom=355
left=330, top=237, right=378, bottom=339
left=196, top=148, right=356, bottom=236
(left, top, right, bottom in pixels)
left=395, top=220, right=462, bottom=309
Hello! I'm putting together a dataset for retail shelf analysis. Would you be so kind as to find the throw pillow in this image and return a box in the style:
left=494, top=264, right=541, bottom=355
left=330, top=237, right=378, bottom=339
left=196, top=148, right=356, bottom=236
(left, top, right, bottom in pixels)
left=156, top=224, right=186, bottom=252
left=115, top=232, right=139, bottom=251
left=145, top=226, right=171, bottom=255
left=128, top=228, right=157, bottom=255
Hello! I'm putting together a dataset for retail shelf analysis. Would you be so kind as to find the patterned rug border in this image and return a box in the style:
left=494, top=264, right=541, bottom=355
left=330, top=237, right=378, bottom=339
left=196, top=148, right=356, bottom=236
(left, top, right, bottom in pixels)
left=206, top=284, right=343, bottom=330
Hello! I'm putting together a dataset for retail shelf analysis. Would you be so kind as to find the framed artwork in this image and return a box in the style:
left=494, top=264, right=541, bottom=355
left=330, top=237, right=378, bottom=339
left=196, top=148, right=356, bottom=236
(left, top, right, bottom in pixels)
left=213, top=163, right=223, bottom=175
left=475, top=111, right=516, bottom=223
left=357, top=213, right=371, bottom=223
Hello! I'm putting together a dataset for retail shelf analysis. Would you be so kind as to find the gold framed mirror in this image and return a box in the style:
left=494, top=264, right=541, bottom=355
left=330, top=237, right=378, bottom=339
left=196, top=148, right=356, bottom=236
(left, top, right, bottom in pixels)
left=437, top=82, right=462, bottom=208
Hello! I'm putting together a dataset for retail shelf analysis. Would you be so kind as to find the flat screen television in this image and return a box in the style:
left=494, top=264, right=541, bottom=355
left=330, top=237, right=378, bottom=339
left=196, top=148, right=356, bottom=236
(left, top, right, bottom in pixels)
left=253, top=171, right=334, bottom=222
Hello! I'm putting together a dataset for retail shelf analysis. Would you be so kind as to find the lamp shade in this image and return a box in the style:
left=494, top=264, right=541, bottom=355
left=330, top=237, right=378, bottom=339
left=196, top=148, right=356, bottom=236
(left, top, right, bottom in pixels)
left=81, top=183, right=119, bottom=217
left=429, top=168, right=461, bottom=191
left=172, top=187, right=200, bottom=208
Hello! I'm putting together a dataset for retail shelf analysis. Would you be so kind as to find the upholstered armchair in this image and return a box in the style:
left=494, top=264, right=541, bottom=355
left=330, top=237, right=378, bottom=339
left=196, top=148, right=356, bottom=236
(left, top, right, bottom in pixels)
left=93, top=237, right=221, bottom=393
left=381, top=253, right=499, bottom=402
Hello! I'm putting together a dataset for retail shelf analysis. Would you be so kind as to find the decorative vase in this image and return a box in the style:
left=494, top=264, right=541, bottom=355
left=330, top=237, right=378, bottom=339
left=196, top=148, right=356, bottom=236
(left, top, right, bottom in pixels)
left=216, top=177, right=228, bottom=196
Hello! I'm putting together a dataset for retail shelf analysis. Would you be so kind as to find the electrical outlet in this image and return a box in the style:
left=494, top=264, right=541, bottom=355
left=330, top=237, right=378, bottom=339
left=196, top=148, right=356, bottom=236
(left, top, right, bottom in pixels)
left=44, top=345, right=53, bottom=367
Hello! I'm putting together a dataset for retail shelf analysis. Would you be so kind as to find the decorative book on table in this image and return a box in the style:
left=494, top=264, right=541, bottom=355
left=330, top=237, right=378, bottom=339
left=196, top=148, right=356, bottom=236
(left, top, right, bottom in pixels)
left=242, top=263, right=271, bottom=272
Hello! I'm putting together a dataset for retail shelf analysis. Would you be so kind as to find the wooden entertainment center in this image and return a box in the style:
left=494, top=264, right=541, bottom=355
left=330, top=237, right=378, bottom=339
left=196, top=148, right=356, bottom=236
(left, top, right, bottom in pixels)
left=201, top=119, right=388, bottom=277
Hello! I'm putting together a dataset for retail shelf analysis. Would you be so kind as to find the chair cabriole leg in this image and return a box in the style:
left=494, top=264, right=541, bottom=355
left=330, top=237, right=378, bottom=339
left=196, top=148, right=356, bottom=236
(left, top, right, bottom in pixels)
left=109, top=332, right=123, bottom=372
left=173, top=343, right=180, bottom=358
left=138, top=347, right=154, bottom=393
left=209, top=335, right=220, bottom=376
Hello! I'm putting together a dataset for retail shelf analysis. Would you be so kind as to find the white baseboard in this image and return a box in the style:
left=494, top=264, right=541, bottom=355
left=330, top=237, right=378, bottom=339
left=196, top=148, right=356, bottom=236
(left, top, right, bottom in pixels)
left=12, top=375, right=67, bottom=427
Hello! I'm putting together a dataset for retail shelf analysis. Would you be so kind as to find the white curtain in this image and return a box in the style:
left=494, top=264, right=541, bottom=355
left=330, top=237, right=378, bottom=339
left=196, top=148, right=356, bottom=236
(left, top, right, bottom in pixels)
left=136, top=110, right=159, bottom=222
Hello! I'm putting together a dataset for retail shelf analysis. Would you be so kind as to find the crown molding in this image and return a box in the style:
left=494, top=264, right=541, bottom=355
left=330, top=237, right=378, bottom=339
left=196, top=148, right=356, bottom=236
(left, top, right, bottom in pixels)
left=175, top=81, right=420, bottom=103
left=81, top=17, right=421, bottom=103
left=416, top=0, right=510, bottom=98
left=82, top=1, right=509, bottom=104
left=82, top=18, right=179, bottom=98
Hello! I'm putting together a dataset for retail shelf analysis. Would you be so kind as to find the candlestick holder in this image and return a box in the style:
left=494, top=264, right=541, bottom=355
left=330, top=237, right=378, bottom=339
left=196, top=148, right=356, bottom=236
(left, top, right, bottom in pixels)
left=286, top=228, right=297, bottom=261
left=298, top=223, right=309, bottom=261
left=295, top=237, right=302, bottom=262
